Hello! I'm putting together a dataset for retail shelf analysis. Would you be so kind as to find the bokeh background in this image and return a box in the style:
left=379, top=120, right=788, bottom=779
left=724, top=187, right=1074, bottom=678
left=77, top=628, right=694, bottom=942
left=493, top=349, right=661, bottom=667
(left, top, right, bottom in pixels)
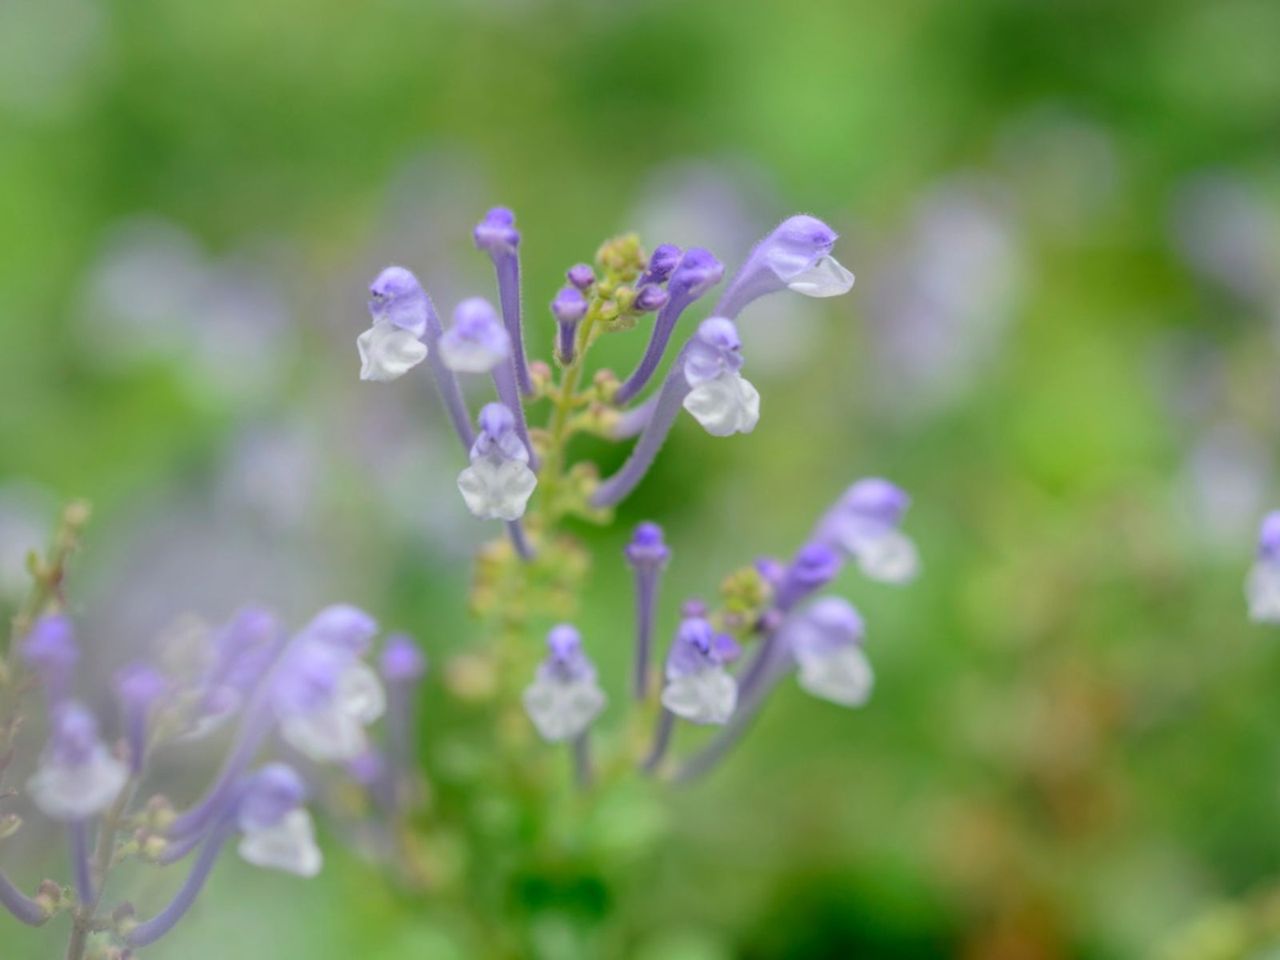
left=3, top=0, right=1280, bottom=957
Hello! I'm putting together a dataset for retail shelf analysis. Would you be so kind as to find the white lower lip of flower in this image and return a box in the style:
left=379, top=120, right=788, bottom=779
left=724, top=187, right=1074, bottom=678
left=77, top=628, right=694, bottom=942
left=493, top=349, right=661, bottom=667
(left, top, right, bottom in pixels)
left=238, top=808, right=323, bottom=877
left=278, top=662, right=384, bottom=763
left=1248, top=561, right=1280, bottom=623
left=662, top=668, right=737, bottom=725
left=440, top=339, right=505, bottom=374
left=796, top=645, right=874, bottom=707
left=457, top=458, right=538, bottom=521
left=27, top=748, right=128, bottom=821
left=522, top=677, right=606, bottom=742
left=682, top=372, right=760, bottom=437
left=357, top=321, right=428, bottom=382
left=853, top=530, right=920, bottom=585
left=785, top=255, right=855, bottom=297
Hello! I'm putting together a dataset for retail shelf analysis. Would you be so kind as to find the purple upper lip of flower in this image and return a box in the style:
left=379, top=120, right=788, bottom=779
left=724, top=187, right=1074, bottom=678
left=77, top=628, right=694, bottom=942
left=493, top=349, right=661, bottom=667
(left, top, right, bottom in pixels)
left=473, top=206, right=520, bottom=253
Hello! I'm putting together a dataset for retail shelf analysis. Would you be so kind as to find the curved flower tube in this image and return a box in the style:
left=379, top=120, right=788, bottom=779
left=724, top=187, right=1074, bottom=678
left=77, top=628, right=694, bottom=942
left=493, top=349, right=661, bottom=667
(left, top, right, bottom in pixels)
left=714, top=214, right=855, bottom=320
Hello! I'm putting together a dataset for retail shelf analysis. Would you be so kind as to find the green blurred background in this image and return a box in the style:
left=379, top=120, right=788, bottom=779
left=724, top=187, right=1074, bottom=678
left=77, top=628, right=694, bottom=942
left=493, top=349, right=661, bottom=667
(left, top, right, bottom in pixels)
left=3, top=0, right=1280, bottom=957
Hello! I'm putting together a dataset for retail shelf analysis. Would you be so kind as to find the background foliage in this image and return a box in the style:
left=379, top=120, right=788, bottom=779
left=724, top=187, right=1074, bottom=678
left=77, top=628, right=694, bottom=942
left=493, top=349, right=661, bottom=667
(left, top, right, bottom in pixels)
left=2, top=0, right=1280, bottom=956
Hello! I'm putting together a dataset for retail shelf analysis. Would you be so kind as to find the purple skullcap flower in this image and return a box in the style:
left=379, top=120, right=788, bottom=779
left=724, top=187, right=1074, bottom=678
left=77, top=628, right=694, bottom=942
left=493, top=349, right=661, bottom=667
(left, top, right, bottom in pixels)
left=440, top=297, right=511, bottom=374
left=360, top=266, right=429, bottom=382
left=1248, top=510, right=1280, bottom=623
left=236, top=763, right=321, bottom=877
left=715, top=214, right=855, bottom=319
left=634, top=285, right=669, bottom=313
left=27, top=701, right=127, bottom=821
left=681, top=317, right=760, bottom=437
left=668, top=248, right=725, bottom=300
left=272, top=637, right=386, bottom=763
left=458, top=402, right=538, bottom=521
left=816, top=479, right=920, bottom=585
left=625, top=522, right=670, bottom=568
left=776, top=543, right=844, bottom=611
left=21, top=614, right=79, bottom=703
left=380, top=634, right=427, bottom=685
left=566, top=263, right=595, bottom=291
left=473, top=206, right=520, bottom=254
left=786, top=597, right=872, bottom=708
left=661, top=617, right=740, bottom=725
left=641, top=244, right=681, bottom=286
left=523, top=624, right=606, bottom=742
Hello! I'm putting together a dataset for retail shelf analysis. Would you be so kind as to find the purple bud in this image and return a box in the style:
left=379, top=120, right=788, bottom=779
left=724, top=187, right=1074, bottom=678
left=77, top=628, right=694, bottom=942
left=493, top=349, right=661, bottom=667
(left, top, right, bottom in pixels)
left=681, top=598, right=708, bottom=619
left=21, top=614, right=78, bottom=703
left=473, top=206, right=520, bottom=254
left=625, top=522, right=670, bottom=568
left=237, top=763, right=307, bottom=832
left=380, top=634, right=426, bottom=685
left=754, top=557, right=786, bottom=589
left=776, top=543, right=843, bottom=611
left=633, top=285, right=669, bottom=313
left=1259, top=511, right=1280, bottom=563
left=478, top=402, right=516, bottom=441
left=48, top=702, right=101, bottom=767
left=643, top=244, right=681, bottom=285
left=368, top=266, right=429, bottom=335
left=116, top=663, right=166, bottom=774
left=668, top=248, right=725, bottom=300
left=566, top=263, right=595, bottom=291
left=841, top=479, right=911, bottom=528
left=541, top=624, right=596, bottom=684
left=551, top=286, right=588, bottom=325
left=440, top=297, right=511, bottom=373
left=666, top=618, right=737, bottom=678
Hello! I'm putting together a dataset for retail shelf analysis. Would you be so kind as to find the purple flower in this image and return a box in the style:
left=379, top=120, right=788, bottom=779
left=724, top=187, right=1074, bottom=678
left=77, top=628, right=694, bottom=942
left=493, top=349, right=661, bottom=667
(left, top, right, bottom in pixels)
left=633, top=285, right=669, bottom=313
left=473, top=207, right=533, bottom=396
left=27, top=702, right=127, bottom=821
left=457, top=403, right=538, bottom=521
left=20, top=614, right=79, bottom=705
left=715, top=214, right=854, bottom=319
left=1248, top=511, right=1280, bottom=623
left=640, top=244, right=681, bottom=286
left=785, top=597, right=872, bottom=707
left=661, top=617, right=740, bottom=725
left=234, top=763, right=321, bottom=877
left=815, top=479, right=919, bottom=584
left=681, top=318, right=759, bottom=437
left=472, top=206, right=520, bottom=255
left=522, top=625, right=606, bottom=742
left=774, top=543, right=843, bottom=611
left=440, top=297, right=511, bottom=374
left=359, top=266, right=429, bottom=382
left=115, top=662, right=166, bottom=773
left=380, top=634, right=427, bottom=685
left=272, top=633, right=385, bottom=763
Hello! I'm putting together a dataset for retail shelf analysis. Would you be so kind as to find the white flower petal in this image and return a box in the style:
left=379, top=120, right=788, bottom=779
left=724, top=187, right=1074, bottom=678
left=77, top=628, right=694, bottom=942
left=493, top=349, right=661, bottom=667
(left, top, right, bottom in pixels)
left=27, top=748, right=128, bottom=821
left=785, top=255, right=855, bottom=297
left=522, top=677, right=606, bottom=742
left=854, top=529, right=920, bottom=585
left=336, top=661, right=386, bottom=725
left=1248, top=561, right=1280, bottom=623
left=280, top=704, right=368, bottom=762
left=440, top=337, right=505, bottom=374
left=357, top=321, right=427, bottom=382
left=661, top=668, right=737, bottom=725
left=457, top=458, right=538, bottom=521
left=238, top=808, right=323, bottom=877
left=682, top=372, right=760, bottom=437
left=796, top=645, right=874, bottom=707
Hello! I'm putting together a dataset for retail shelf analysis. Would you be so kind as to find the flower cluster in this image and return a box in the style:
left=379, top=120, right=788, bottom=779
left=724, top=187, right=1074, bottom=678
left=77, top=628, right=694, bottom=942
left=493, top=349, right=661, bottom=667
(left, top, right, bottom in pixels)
left=0, top=538, right=425, bottom=959
left=354, top=207, right=912, bottom=783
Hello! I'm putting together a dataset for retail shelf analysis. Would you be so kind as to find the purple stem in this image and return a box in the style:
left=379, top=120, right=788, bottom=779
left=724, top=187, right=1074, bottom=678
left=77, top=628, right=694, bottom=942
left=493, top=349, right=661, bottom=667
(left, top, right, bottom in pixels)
left=612, top=395, right=658, bottom=440
left=642, top=709, right=675, bottom=774
left=422, top=294, right=475, bottom=449
left=68, top=820, right=93, bottom=907
left=493, top=252, right=533, bottom=396
left=591, top=360, right=691, bottom=509
left=615, top=291, right=697, bottom=405
left=0, top=868, right=48, bottom=927
left=505, top=521, right=534, bottom=561
left=557, top=317, right=579, bottom=366
left=126, top=820, right=234, bottom=948
left=631, top=567, right=662, bottom=700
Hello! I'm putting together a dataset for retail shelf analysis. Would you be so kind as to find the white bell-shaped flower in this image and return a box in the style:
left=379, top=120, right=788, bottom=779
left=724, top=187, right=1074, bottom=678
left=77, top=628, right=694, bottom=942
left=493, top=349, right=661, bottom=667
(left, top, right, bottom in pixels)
left=276, top=651, right=386, bottom=763
left=457, top=457, right=538, bottom=521
left=796, top=644, right=874, bottom=707
left=523, top=676, right=606, bottom=742
left=357, top=321, right=428, bottom=382
left=852, top=528, right=920, bottom=585
left=27, top=703, right=128, bottom=821
left=683, top=371, right=760, bottom=437
left=661, top=669, right=737, bottom=724
left=785, top=255, right=855, bottom=297
left=238, top=808, right=323, bottom=877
